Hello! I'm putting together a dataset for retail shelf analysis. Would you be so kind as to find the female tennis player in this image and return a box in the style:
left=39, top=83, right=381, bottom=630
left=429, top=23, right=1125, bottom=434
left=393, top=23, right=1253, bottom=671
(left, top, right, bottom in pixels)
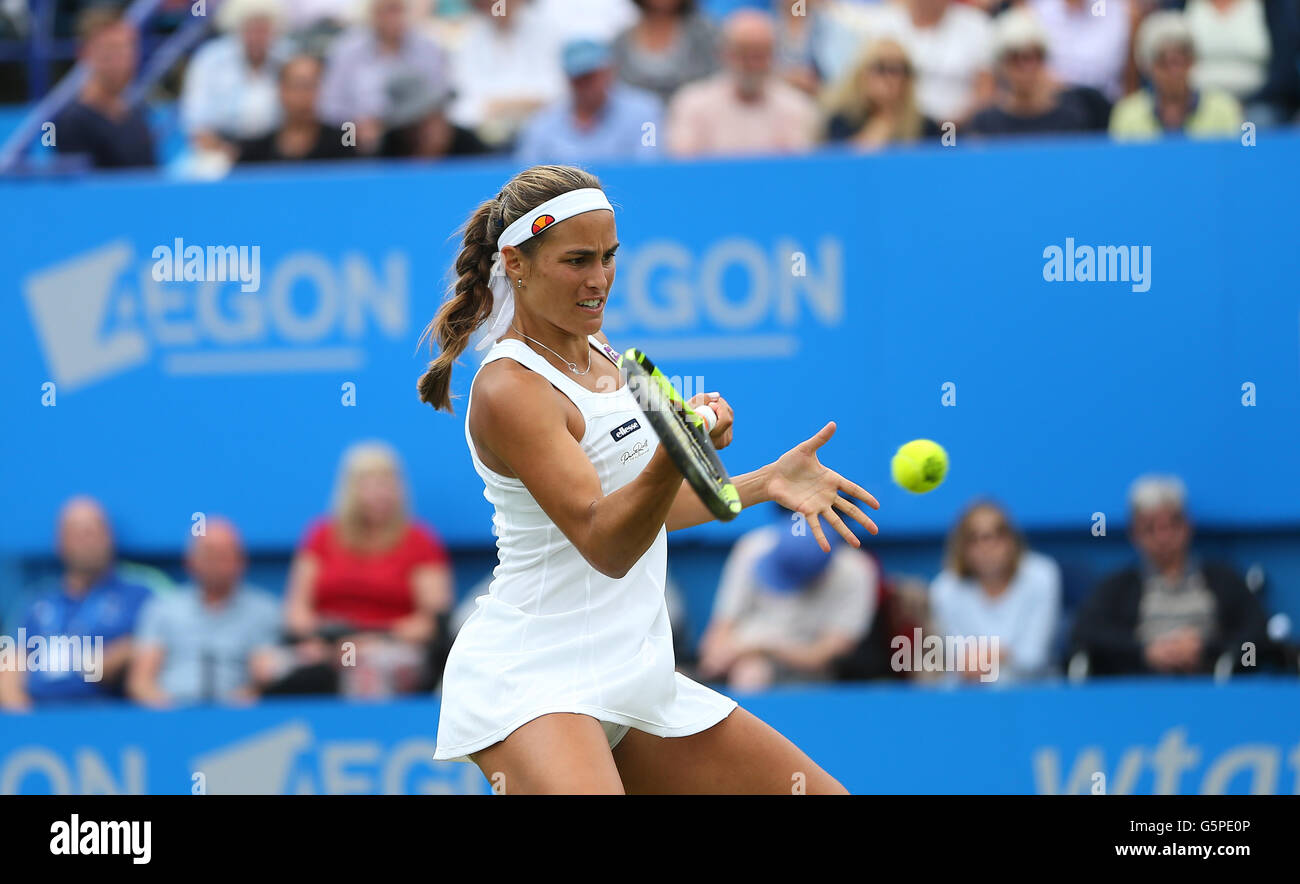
left=419, top=165, right=880, bottom=794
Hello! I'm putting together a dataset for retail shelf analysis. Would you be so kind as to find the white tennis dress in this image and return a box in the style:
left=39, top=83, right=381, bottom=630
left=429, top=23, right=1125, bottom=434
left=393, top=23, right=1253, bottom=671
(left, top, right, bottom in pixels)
left=433, top=335, right=738, bottom=763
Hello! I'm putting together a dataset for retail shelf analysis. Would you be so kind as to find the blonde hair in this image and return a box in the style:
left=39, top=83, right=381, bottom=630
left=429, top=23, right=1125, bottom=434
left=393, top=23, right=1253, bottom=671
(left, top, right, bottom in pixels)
left=820, top=37, right=924, bottom=143
left=416, top=164, right=605, bottom=412
left=330, top=440, right=410, bottom=550
left=942, top=500, right=1026, bottom=581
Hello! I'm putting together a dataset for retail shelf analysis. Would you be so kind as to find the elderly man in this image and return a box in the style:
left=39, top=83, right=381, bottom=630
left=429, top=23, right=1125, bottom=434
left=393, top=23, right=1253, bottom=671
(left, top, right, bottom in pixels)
left=53, top=7, right=155, bottom=169
left=180, top=0, right=287, bottom=157
left=1071, top=476, right=1268, bottom=676
left=128, top=520, right=279, bottom=708
left=0, top=498, right=153, bottom=710
left=666, top=9, right=819, bottom=157
left=1109, top=11, right=1243, bottom=140
left=516, top=38, right=663, bottom=164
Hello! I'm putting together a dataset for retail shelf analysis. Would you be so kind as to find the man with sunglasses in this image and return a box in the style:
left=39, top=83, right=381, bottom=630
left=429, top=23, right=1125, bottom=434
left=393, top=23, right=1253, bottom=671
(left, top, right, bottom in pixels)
left=1071, top=475, right=1268, bottom=676
left=968, top=9, right=1107, bottom=137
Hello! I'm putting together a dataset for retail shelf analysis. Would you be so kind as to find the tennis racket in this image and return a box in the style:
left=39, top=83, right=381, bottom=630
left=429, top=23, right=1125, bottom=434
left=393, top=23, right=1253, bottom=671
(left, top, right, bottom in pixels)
left=619, top=347, right=742, bottom=522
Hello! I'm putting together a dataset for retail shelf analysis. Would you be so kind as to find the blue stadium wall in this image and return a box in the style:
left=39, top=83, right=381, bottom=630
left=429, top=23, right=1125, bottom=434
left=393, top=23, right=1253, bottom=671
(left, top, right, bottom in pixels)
left=1, top=133, right=1298, bottom=624
left=1, top=680, right=1297, bottom=794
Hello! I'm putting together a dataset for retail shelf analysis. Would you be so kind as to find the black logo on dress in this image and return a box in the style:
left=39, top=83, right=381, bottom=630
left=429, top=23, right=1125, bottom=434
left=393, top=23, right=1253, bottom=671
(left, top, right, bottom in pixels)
left=621, top=439, right=650, bottom=464
left=610, top=418, right=641, bottom=441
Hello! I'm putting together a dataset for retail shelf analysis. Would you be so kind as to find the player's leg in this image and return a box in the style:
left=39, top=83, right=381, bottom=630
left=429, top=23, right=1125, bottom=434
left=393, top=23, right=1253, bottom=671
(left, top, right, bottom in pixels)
left=470, top=712, right=626, bottom=795
left=611, top=706, right=848, bottom=795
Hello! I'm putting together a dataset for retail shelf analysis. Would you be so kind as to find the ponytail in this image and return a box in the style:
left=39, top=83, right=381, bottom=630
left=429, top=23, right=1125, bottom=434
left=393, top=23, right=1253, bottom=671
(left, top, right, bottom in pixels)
left=417, top=199, right=499, bottom=412
left=417, top=164, right=605, bottom=413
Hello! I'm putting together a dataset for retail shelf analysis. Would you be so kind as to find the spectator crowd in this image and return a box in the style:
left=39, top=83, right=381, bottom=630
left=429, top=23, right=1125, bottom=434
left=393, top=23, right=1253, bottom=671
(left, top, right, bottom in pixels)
left=0, top=0, right=1293, bottom=714
left=1, top=460, right=1287, bottom=714
left=29, top=0, right=1300, bottom=172
left=0, top=441, right=456, bottom=711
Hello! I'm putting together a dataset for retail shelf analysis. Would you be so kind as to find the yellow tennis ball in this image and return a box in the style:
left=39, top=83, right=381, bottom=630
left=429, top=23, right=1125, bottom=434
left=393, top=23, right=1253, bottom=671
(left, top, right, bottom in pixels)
left=891, top=439, right=948, bottom=493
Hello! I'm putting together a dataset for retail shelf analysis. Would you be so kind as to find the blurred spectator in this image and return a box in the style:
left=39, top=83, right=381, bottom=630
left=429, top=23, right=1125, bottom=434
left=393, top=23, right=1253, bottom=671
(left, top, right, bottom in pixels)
left=1072, top=475, right=1269, bottom=676
left=180, top=0, right=287, bottom=160
left=515, top=38, right=664, bottom=163
left=534, top=0, right=640, bottom=42
left=0, top=498, right=153, bottom=711
left=873, top=0, right=996, bottom=125
left=1110, top=11, right=1243, bottom=139
left=380, top=70, right=492, bottom=159
left=968, top=9, right=1108, bottom=137
left=319, top=0, right=452, bottom=154
left=821, top=37, right=942, bottom=150
left=1031, top=0, right=1132, bottom=100
left=53, top=7, right=156, bottom=169
left=282, top=0, right=356, bottom=33
left=698, top=512, right=878, bottom=691
left=771, top=0, right=829, bottom=94
left=1252, top=0, right=1300, bottom=123
left=667, top=9, right=819, bottom=157
left=930, top=501, right=1062, bottom=684
left=127, top=520, right=279, bottom=707
left=611, top=0, right=719, bottom=106
left=1184, top=0, right=1271, bottom=113
left=446, top=0, right=566, bottom=148
left=238, top=54, right=355, bottom=163
left=270, top=442, right=453, bottom=698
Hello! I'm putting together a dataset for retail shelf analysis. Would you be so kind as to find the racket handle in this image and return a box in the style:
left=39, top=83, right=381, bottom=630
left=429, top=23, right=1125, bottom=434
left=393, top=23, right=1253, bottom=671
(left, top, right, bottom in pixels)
left=694, top=403, right=718, bottom=433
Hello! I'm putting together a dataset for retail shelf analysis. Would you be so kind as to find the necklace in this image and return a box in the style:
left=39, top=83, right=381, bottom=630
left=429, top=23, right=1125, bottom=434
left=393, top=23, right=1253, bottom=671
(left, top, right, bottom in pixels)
left=511, top=323, right=592, bottom=376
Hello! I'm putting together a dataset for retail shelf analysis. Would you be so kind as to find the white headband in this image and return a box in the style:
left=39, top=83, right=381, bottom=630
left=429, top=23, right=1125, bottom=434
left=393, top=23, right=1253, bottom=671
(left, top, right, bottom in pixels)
left=474, top=187, right=615, bottom=352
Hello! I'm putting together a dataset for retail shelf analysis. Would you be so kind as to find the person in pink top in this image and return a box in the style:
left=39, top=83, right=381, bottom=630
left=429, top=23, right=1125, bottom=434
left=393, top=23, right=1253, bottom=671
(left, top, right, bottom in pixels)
left=666, top=9, right=819, bottom=158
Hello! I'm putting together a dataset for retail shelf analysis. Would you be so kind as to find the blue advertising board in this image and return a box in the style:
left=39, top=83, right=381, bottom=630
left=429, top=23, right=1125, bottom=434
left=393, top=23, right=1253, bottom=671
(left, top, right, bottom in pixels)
left=2, top=135, right=1298, bottom=555
left=0, top=680, right=1296, bottom=794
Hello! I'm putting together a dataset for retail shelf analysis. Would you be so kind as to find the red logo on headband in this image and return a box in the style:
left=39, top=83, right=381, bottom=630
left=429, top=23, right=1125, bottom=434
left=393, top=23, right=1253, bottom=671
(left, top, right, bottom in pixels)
left=531, top=214, right=556, bottom=235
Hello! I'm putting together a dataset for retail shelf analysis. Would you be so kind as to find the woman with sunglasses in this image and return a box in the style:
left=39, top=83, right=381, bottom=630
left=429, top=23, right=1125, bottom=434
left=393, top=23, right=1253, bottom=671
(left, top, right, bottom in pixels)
left=819, top=37, right=942, bottom=151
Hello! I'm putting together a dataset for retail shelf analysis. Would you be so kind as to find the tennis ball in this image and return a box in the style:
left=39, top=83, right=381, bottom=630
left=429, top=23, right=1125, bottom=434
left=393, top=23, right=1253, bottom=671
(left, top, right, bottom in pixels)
left=891, top=439, right=948, bottom=493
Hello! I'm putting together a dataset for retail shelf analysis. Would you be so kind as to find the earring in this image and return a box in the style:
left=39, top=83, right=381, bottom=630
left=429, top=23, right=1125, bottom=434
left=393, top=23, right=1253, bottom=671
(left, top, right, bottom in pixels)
left=516, top=280, right=523, bottom=288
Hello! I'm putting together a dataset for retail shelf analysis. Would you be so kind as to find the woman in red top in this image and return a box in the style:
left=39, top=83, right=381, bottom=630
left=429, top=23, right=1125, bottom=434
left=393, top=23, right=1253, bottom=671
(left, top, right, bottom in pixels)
left=283, top=441, right=453, bottom=696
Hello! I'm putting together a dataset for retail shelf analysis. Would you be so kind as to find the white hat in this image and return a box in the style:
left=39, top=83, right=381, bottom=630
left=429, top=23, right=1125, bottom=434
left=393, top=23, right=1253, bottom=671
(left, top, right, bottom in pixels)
left=217, top=0, right=285, bottom=32
left=993, top=8, right=1049, bottom=60
left=1135, top=11, right=1195, bottom=74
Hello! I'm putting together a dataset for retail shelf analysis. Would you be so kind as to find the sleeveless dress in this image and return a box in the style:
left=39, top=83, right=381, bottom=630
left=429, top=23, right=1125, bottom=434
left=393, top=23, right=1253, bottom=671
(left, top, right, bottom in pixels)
left=432, top=335, right=738, bottom=763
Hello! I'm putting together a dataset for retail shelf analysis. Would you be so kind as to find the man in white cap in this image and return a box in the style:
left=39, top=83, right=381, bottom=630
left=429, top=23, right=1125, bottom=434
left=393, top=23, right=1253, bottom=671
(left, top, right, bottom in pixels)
left=180, top=0, right=288, bottom=157
left=968, top=8, right=1107, bottom=137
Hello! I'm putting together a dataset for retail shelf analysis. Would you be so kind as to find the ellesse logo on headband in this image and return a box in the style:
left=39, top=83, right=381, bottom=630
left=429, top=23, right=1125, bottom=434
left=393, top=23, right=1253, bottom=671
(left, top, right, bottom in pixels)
left=531, top=215, right=556, bottom=235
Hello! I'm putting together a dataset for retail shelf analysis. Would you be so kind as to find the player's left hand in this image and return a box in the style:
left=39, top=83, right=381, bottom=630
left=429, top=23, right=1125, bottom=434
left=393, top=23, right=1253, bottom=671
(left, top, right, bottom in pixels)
left=688, top=391, right=733, bottom=449
left=767, top=421, right=880, bottom=551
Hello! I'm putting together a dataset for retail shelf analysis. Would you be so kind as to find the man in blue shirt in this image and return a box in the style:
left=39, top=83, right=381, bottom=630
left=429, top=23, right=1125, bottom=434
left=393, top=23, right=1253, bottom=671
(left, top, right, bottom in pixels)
left=515, top=38, right=664, bottom=164
left=0, top=497, right=153, bottom=709
left=128, top=519, right=280, bottom=707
